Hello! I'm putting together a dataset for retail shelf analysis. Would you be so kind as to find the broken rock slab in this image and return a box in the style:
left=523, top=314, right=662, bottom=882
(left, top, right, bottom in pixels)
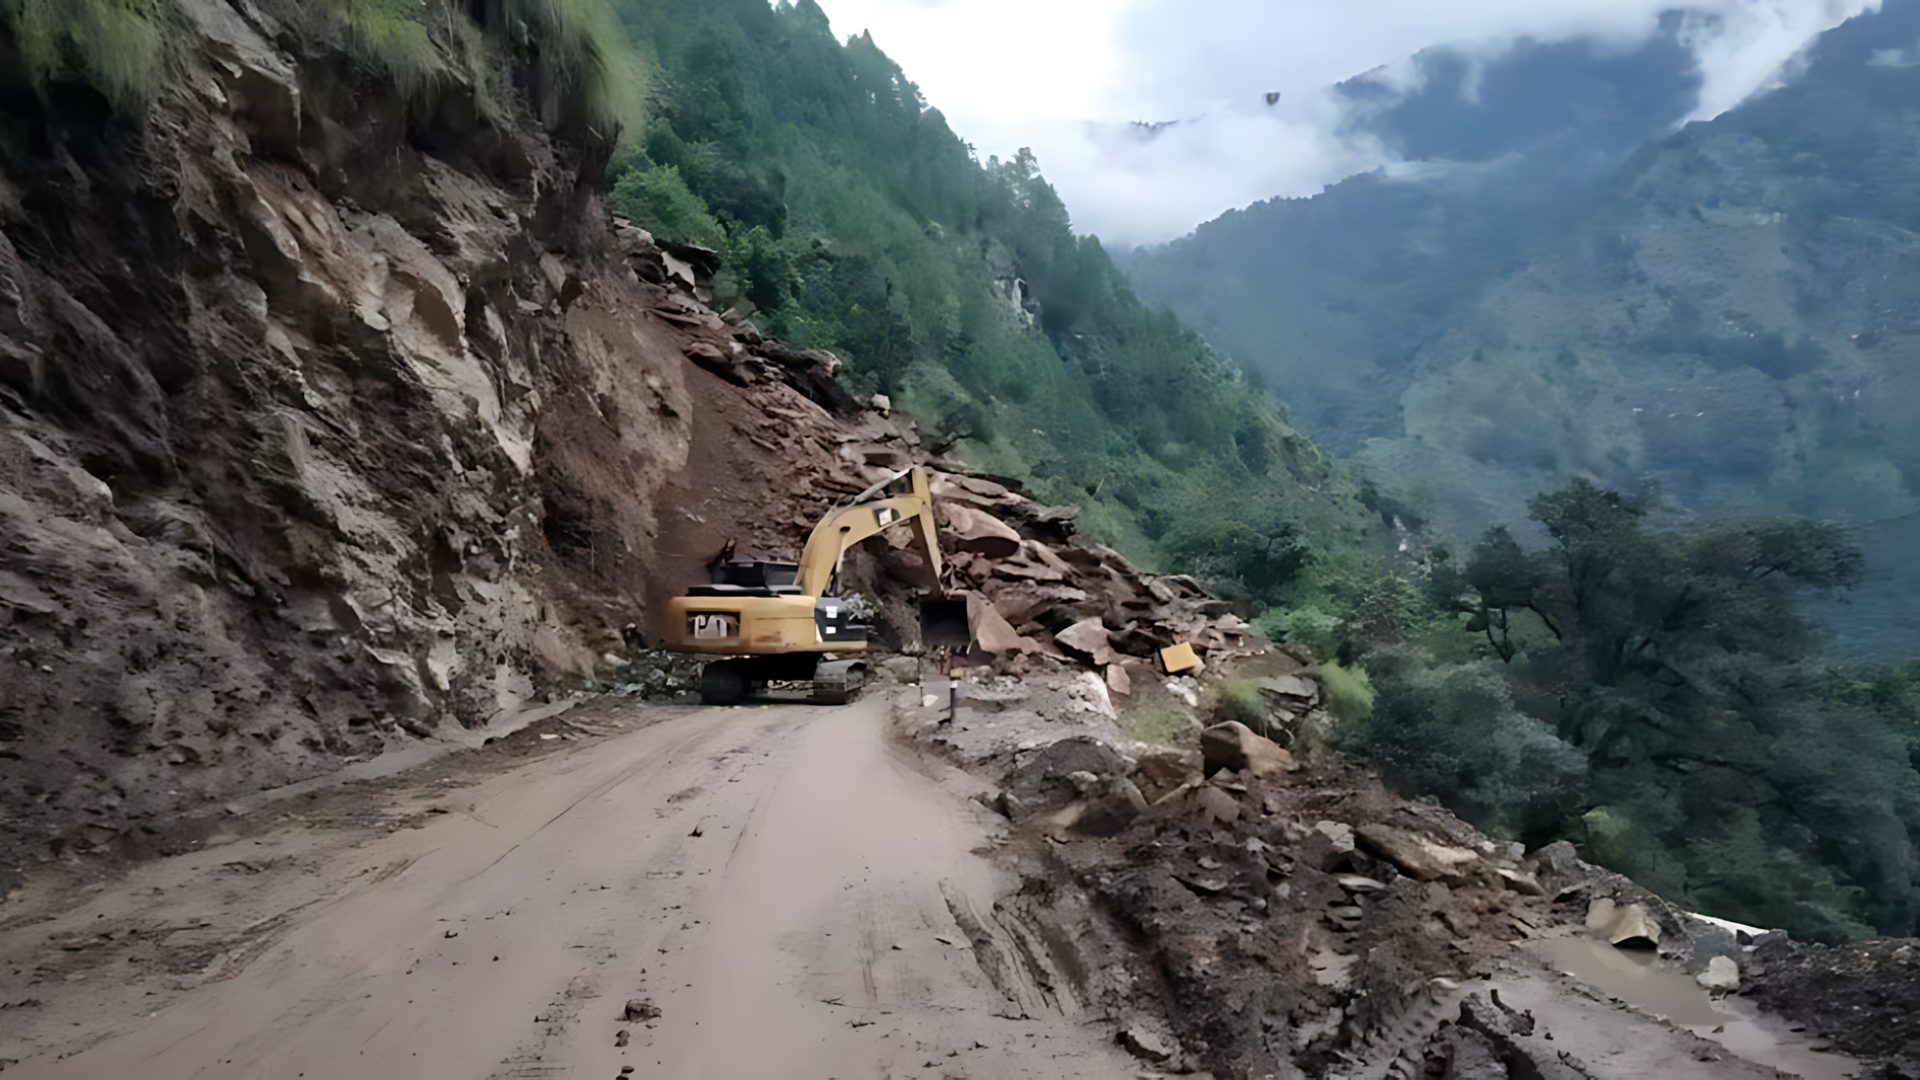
left=1354, top=823, right=1482, bottom=885
left=1585, top=896, right=1663, bottom=947
left=1200, top=721, right=1298, bottom=778
left=1259, top=674, right=1318, bottom=705
left=1055, top=617, right=1116, bottom=665
left=962, top=591, right=1037, bottom=657
left=939, top=502, right=1022, bottom=559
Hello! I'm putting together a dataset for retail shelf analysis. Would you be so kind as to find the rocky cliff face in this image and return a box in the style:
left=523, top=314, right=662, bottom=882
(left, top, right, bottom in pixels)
left=0, top=0, right=892, bottom=880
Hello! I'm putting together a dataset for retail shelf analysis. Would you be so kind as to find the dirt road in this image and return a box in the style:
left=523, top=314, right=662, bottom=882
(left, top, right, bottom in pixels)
left=0, top=699, right=1136, bottom=1079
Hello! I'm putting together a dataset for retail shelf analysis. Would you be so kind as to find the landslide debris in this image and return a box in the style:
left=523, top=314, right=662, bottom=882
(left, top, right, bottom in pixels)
left=853, top=478, right=1857, bottom=1078
left=1743, top=936, right=1920, bottom=1078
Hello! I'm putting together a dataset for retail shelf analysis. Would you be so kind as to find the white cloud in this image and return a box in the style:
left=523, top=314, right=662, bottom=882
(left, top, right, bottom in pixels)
left=1677, top=0, right=1881, bottom=119
left=810, top=0, right=1879, bottom=245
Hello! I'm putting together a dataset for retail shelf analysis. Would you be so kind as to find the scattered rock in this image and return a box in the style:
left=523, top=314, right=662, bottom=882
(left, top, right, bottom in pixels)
left=1696, top=955, right=1740, bottom=992
left=622, top=998, right=661, bottom=1022
left=1192, top=784, right=1242, bottom=825
left=1496, top=867, right=1545, bottom=896
left=1105, top=663, right=1131, bottom=696
left=1452, top=994, right=1587, bottom=1079
left=1055, top=617, right=1116, bottom=665
left=1118, top=1025, right=1176, bottom=1062
left=1130, top=748, right=1202, bottom=802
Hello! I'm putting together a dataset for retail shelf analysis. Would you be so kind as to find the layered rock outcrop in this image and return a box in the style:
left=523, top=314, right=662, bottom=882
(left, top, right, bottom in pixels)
left=0, top=2, right=869, bottom=874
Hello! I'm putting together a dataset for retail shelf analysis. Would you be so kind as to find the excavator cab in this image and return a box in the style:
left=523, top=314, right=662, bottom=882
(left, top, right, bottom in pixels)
left=689, top=559, right=804, bottom=597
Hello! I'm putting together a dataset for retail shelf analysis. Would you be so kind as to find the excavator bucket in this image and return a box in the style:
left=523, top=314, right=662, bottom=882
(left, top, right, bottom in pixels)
left=919, top=598, right=972, bottom=650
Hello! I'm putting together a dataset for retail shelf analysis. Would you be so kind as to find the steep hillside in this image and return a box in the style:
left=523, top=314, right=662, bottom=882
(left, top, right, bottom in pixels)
left=1125, top=1, right=1920, bottom=941
left=0, top=0, right=1382, bottom=888
left=600, top=0, right=1382, bottom=603
left=0, top=0, right=913, bottom=880
left=1121, top=26, right=1704, bottom=456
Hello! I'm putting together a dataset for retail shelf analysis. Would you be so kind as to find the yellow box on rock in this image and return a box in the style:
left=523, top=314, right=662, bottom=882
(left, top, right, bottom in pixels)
left=1159, top=641, right=1199, bottom=674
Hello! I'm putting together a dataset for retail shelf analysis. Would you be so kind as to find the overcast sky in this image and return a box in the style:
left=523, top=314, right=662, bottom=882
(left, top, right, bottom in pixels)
left=810, top=0, right=1877, bottom=245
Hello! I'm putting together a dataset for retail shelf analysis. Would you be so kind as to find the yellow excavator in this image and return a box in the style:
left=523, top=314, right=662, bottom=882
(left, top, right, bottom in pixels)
left=662, top=466, right=969, bottom=705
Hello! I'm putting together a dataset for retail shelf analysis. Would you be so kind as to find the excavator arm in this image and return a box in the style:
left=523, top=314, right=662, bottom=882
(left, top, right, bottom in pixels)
left=796, top=467, right=946, bottom=597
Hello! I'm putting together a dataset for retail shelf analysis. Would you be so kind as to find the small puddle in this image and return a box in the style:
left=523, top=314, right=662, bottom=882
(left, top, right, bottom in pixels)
left=1534, top=936, right=1861, bottom=1080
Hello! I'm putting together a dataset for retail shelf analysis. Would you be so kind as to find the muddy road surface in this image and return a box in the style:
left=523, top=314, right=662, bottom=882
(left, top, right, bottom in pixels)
left=0, top=699, right=1135, bottom=1078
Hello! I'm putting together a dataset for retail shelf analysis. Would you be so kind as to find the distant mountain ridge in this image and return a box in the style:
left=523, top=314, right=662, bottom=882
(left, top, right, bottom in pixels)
left=1124, top=0, right=1920, bottom=653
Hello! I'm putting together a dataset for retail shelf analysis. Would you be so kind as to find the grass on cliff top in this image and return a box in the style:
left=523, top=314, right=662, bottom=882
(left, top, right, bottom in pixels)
left=1, top=0, right=646, bottom=140
left=304, top=0, right=647, bottom=138
left=1, top=0, right=177, bottom=111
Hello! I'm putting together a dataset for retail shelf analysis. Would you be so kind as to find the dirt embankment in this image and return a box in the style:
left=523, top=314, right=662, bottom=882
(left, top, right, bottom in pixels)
left=896, top=659, right=1871, bottom=1080
left=0, top=0, right=928, bottom=883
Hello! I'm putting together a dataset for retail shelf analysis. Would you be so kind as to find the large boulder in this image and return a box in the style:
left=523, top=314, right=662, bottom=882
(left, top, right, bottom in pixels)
left=1354, top=823, right=1482, bottom=885
left=1585, top=896, right=1662, bottom=947
left=1200, top=721, right=1297, bottom=777
left=966, top=593, right=1036, bottom=656
left=1696, top=955, right=1740, bottom=993
left=940, top=502, right=1022, bottom=558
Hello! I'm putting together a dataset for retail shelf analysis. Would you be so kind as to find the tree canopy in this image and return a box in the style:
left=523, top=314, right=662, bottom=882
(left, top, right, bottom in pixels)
left=1357, top=479, right=1919, bottom=942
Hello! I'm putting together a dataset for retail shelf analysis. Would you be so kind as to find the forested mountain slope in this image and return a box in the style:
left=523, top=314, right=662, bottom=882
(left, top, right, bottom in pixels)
left=601, top=0, right=1380, bottom=601
left=1127, top=0, right=1920, bottom=653
left=1127, top=0, right=1920, bottom=941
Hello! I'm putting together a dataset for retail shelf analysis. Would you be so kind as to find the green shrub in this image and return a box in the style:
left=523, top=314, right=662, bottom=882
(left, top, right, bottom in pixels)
left=1125, top=703, right=1192, bottom=747
left=300, top=0, right=645, bottom=138
left=609, top=162, right=727, bottom=249
left=1353, top=646, right=1585, bottom=840
left=1, top=0, right=176, bottom=110
left=331, top=0, right=486, bottom=113
left=1253, top=606, right=1343, bottom=661
left=1306, top=659, right=1374, bottom=724
left=1214, top=678, right=1281, bottom=739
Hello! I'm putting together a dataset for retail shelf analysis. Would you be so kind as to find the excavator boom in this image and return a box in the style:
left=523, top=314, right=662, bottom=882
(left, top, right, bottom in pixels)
left=795, top=467, right=944, bottom=598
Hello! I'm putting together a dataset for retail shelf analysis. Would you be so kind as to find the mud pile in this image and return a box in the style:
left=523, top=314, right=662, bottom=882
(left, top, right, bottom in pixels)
left=889, top=646, right=1836, bottom=1079
left=1743, top=937, right=1920, bottom=1078
left=977, top=743, right=1567, bottom=1078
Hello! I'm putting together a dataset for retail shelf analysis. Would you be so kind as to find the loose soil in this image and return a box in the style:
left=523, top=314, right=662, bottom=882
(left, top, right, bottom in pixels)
left=0, top=678, right=1880, bottom=1080
left=0, top=696, right=1134, bottom=1078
